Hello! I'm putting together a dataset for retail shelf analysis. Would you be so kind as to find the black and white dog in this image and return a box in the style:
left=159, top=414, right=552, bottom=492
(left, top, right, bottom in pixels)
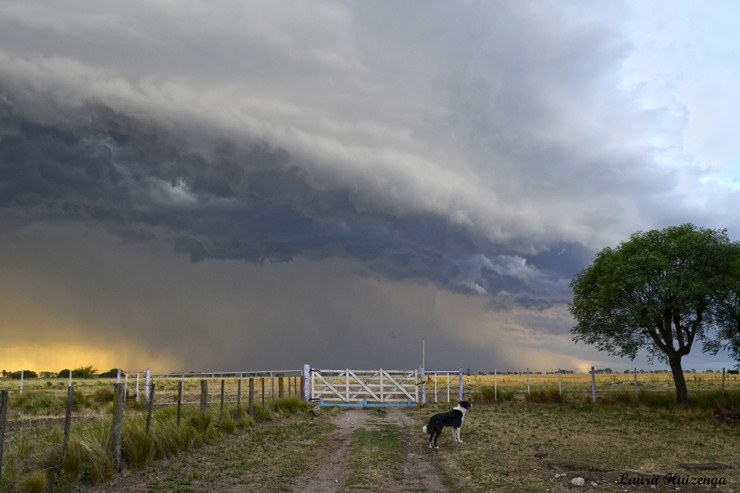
left=422, top=401, right=472, bottom=449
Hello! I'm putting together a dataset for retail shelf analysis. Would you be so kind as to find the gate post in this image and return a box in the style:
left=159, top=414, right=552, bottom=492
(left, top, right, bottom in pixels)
left=420, top=368, right=426, bottom=406
left=303, top=364, right=310, bottom=402
left=458, top=368, right=464, bottom=401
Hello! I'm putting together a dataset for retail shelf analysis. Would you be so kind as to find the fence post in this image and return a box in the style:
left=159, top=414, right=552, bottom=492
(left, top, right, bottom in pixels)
left=136, top=372, right=140, bottom=403
left=261, top=377, right=265, bottom=407
left=558, top=369, right=562, bottom=399
left=220, top=379, right=225, bottom=418
left=303, top=364, right=310, bottom=402
left=146, top=384, right=155, bottom=435
left=20, top=370, right=24, bottom=395
left=270, top=372, right=275, bottom=402
left=527, top=368, right=531, bottom=396
left=177, top=381, right=183, bottom=427
left=0, top=390, right=8, bottom=479
left=278, top=376, right=284, bottom=399
left=458, top=368, right=464, bottom=401
left=63, top=384, right=74, bottom=460
left=145, top=368, right=151, bottom=403
left=237, top=377, right=243, bottom=408
left=722, top=368, right=726, bottom=397
left=200, top=380, right=208, bottom=414
left=591, top=366, right=597, bottom=403
left=494, top=369, right=498, bottom=402
left=112, top=383, right=125, bottom=472
left=421, top=368, right=426, bottom=407
left=248, top=378, right=255, bottom=417
left=634, top=368, right=639, bottom=402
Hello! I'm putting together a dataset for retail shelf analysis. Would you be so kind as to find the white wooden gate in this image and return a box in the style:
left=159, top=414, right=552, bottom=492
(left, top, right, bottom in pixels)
left=310, top=368, right=418, bottom=407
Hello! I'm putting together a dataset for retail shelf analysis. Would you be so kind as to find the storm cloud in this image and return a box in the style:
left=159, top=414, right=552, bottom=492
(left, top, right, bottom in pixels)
left=1, top=0, right=738, bottom=372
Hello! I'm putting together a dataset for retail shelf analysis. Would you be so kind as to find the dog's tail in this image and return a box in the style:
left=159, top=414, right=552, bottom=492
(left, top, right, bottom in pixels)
left=422, top=425, right=428, bottom=434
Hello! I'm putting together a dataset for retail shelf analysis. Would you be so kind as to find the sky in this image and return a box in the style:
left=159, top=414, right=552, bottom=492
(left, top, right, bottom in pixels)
left=1, top=0, right=739, bottom=375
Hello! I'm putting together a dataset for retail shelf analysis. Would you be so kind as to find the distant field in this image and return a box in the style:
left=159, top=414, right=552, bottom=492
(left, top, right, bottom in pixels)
left=2, top=370, right=738, bottom=412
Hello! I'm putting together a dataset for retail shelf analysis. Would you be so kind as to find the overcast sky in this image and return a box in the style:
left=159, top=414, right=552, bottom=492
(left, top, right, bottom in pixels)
left=1, top=0, right=738, bottom=374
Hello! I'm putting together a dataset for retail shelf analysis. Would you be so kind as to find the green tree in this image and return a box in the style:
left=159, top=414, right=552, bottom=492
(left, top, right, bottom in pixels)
left=569, top=224, right=735, bottom=403
left=72, top=366, right=98, bottom=379
left=706, top=242, right=740, bottom=364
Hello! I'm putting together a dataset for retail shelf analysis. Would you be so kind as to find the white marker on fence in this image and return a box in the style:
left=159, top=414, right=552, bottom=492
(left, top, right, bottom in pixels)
left=458, top=368, right=463, bottom=401
left=136, top=373, right=140, bottom=403
left=304, top=364, right=311, bottom=403
left=117, top=369, right=121, bottom=384
left=69, top=371, right=72, bottom=388
left=20, top=370, right=24, bottom=395
left=558, top=369, right=562, bottom=398
left=634, top=368, right=639, bottom=401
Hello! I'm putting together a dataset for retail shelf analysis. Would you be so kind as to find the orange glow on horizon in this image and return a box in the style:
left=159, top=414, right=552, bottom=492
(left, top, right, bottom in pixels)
left=0, top=344, right=178, bottom=375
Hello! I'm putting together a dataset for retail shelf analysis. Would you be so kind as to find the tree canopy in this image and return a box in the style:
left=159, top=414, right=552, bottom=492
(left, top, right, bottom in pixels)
left=569, top=224, right=738, bottom=403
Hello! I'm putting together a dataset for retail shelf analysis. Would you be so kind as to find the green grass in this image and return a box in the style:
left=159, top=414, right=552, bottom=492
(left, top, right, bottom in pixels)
left=345, top=424, right=405, bottom=490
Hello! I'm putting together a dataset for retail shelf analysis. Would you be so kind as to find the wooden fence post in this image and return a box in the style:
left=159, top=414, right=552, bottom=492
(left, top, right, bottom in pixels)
left=248, top=378, right=255, bottom=417
left=0, top=390, right=8, bottom=479
left=261, top=377, right=265, bottom=407
left=177, top=381, right=183, bottom=427
left=722, top=368, right=726, bottom=397
left=494, top=369, right=498, bottom=403
left=270, top=372, right=275, bottom=402
left=220, top=379, right=225, bottom=418
left=278, top=376, right=284, bottom=399
left=112, top=383, right=125, bottom=472
left=237, top=377, right=242, bottom=408
left=63, top=384, right=74, bottom=460
left=146, top=384, right=155, bottom=435
left=200, top=380, right=208, bottom=414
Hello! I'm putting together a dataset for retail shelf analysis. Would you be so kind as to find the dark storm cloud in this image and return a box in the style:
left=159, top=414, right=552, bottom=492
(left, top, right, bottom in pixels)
left=0, top=101, right=571, bottom=303
left=2, top=0, right=738, bottom=372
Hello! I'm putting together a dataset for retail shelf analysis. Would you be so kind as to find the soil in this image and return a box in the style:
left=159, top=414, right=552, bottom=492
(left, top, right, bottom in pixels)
left=293, top=407, right=447, bottom=493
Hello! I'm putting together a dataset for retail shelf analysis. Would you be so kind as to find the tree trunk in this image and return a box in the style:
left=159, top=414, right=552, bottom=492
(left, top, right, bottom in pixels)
left=668, top=354, right=688, bottom=404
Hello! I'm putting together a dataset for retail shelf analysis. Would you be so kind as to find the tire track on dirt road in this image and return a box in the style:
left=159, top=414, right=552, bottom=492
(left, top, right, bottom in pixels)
left=293, top=408, right=447, bottom=493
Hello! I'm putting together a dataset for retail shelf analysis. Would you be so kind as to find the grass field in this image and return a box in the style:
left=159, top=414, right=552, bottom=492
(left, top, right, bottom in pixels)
left=408, top=399, right=740, bottom=492
left=1, top=373, right=739, bottom=492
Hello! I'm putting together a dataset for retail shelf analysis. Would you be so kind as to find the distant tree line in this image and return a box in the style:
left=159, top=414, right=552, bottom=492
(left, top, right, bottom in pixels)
left=0, top=367, right=123, bottom=379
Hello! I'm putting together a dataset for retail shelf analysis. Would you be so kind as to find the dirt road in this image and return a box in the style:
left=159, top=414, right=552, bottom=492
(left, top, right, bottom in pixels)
left=294, top=407, right=448, bottom=493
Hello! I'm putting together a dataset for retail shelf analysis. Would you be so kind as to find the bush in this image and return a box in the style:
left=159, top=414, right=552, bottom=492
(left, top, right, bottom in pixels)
left=19, top=470, right=47, bottom=493
left=252, top=403, right=274, bottom=423
left=215, top=415, right=237, bottom=435
left=189, top=413, right=212, bottom=439
left=471, top=386, right=496, bottom=403
left=122, top=420, right=154, bottom=468
left=92, top=387, right=115, bottom=403
left=9, top=370, right=38, bottom=379
left=525, top=388, right=564, bottom=404
left=273, top=396, right=310, bottom=416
